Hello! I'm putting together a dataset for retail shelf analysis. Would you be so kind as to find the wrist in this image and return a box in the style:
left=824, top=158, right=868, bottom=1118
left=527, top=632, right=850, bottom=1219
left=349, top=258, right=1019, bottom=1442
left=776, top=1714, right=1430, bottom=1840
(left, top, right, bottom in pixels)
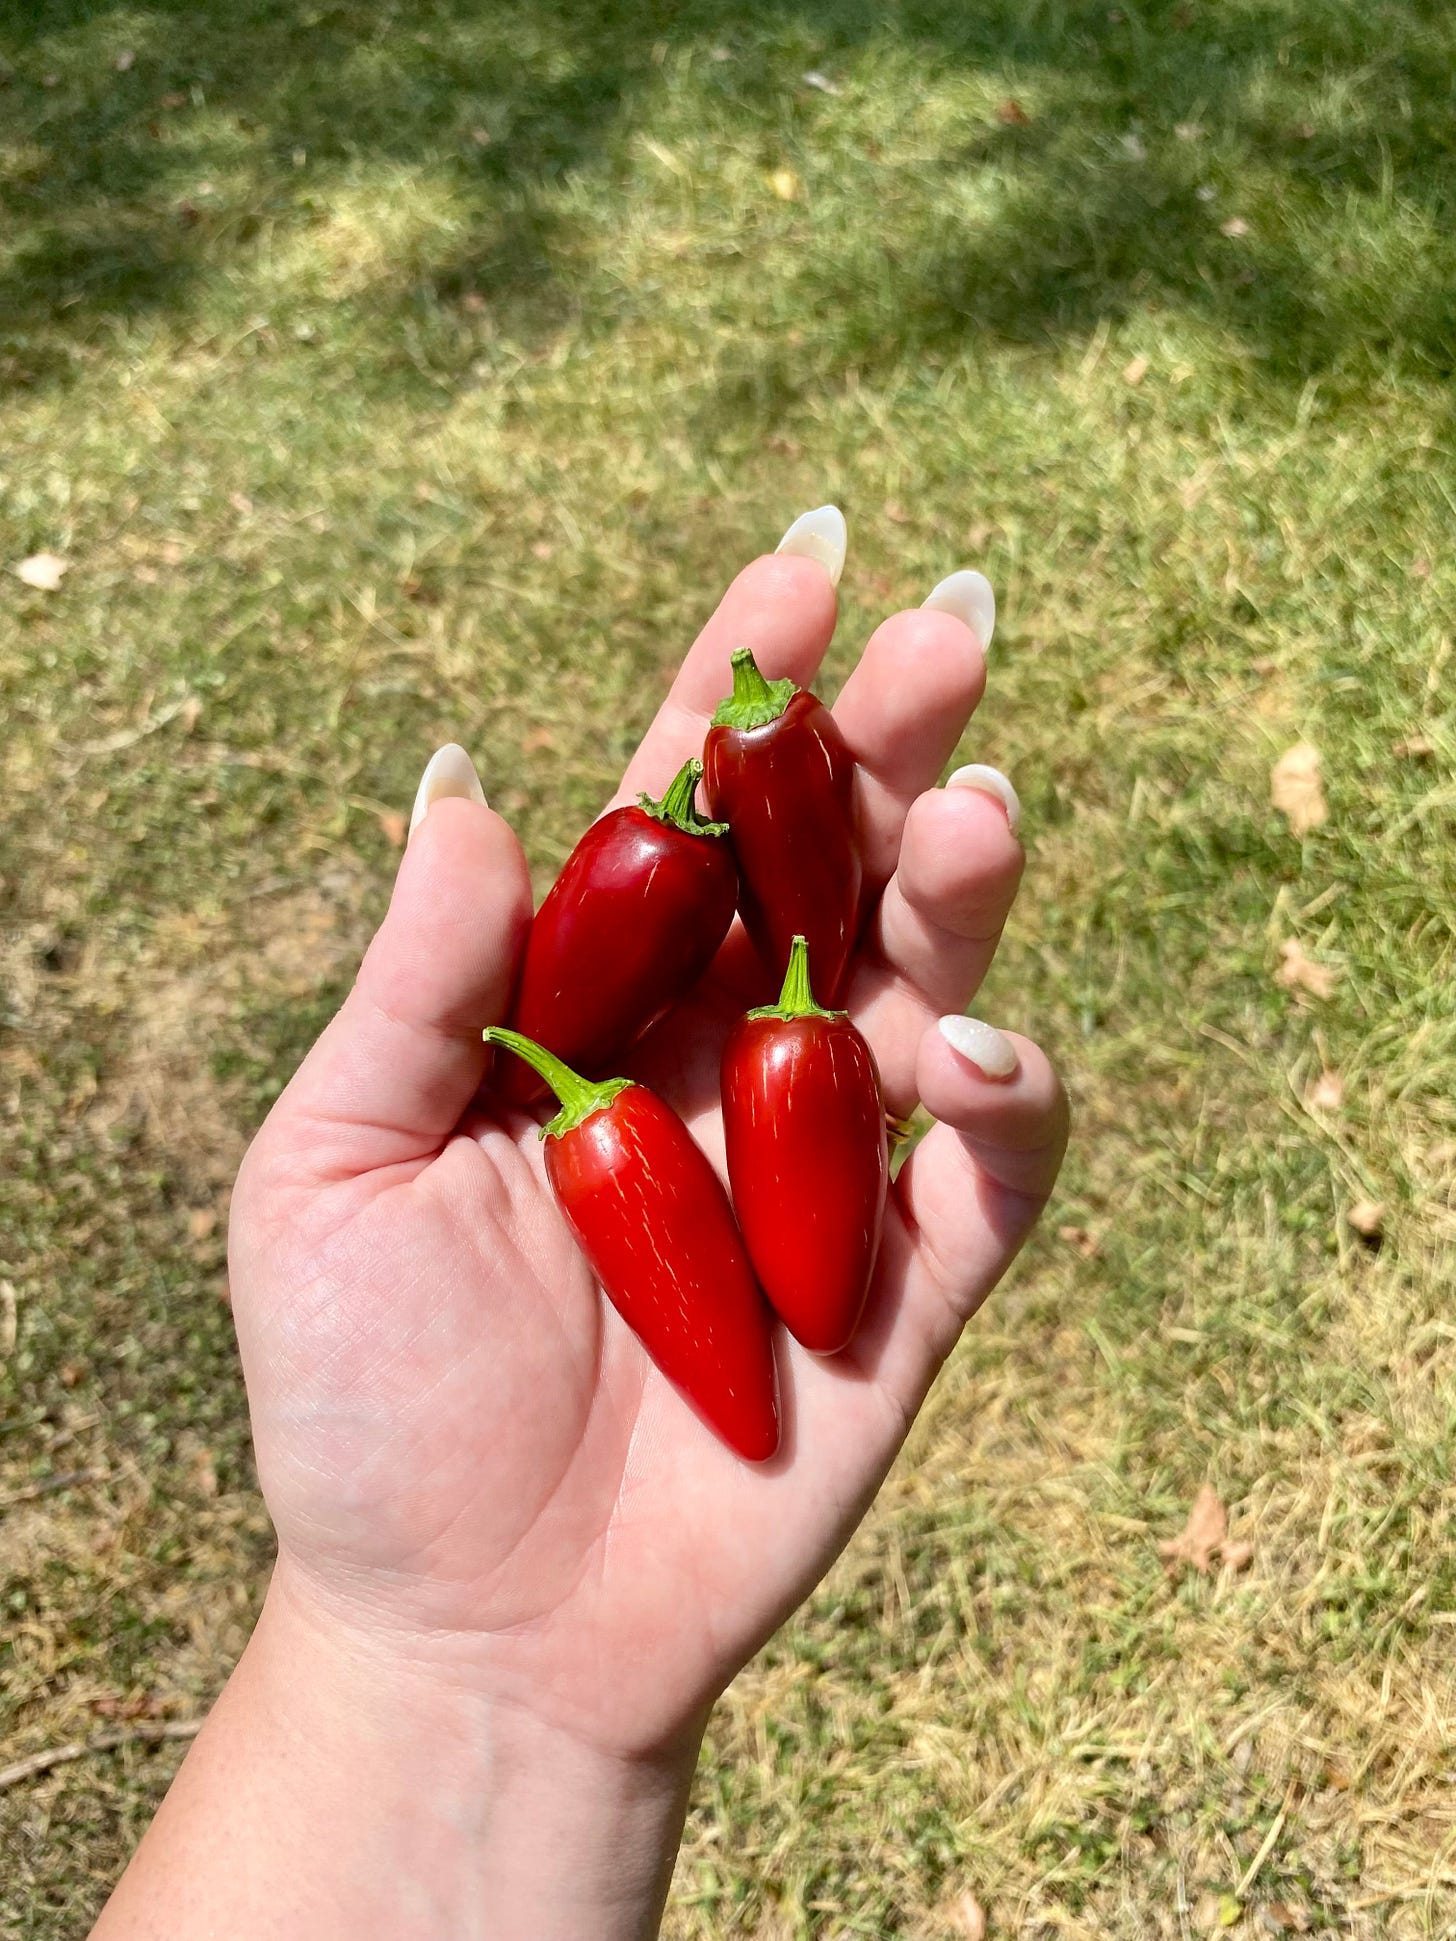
left=255, top=1559, right=701, bottom=1940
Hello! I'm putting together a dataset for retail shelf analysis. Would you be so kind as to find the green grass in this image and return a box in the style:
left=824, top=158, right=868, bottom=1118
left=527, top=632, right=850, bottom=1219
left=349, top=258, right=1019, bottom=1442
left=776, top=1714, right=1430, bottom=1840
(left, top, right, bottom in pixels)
left=2, top=0, right=1455, bottom=1933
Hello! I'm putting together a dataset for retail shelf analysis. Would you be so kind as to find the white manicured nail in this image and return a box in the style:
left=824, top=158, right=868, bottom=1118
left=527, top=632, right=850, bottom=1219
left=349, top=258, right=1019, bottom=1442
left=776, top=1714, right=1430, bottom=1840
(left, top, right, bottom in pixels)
left=922, top=570, right=995, bottom=651
left=408, top=743, right=487, bottom=840
left=938, top=1014, right=1018, bottom=1080
left=947, top=763, right=1020, bottom=835
left=774, top=505, right=847, bottom=587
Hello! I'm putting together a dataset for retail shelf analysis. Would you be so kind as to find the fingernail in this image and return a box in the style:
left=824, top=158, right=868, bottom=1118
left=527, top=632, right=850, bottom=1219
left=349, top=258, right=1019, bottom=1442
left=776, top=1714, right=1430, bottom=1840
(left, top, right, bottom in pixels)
left=408, top=743, right=487, bottom=840
left=774, top=505, right=847, bottom=587
left=922, top=570, right=996, bottom=651
left=938, top=1014, right=1019, bottom=1080
left=947, top=763, right=1021, bottom=835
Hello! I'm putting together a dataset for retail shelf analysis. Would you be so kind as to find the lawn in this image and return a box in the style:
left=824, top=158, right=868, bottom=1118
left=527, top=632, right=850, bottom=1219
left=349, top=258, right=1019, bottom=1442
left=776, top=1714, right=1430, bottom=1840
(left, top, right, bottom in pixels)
left=2, top=0, right=1454, bottom=1933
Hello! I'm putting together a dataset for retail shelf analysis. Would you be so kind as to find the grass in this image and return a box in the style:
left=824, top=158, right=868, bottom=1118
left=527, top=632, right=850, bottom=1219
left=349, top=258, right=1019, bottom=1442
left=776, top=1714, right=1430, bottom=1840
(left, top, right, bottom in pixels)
left=1, top=0, right=1454, bottom=1932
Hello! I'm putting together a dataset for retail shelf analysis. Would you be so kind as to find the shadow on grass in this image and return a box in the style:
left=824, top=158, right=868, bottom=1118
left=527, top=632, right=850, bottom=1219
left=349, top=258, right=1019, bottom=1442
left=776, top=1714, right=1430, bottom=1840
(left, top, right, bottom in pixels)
left=2, top=0, right=1453, bottom=395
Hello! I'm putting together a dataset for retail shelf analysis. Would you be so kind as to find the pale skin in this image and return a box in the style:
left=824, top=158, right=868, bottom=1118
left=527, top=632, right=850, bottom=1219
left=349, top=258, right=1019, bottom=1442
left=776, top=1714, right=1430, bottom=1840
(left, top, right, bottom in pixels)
left=93, top=532, right=1068, bottom=1940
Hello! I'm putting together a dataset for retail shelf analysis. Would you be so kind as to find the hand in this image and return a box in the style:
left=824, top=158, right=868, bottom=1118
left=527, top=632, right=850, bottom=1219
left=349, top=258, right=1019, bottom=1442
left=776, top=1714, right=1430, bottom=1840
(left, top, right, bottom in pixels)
left=97, top=528, right=1067, bottom=1941
left=231, top=527, right=1066, bottom=1717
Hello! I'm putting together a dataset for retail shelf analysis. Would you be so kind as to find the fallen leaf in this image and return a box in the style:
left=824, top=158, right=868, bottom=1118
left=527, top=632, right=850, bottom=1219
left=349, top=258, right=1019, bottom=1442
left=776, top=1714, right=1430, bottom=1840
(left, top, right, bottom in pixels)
left=1158, top=1482, right=1226, bottom=1574
left=470, top=125, right=491, bottom=145
left=995, top=97, right=1030, bottom=125
left=1058, top=1224, right=1100, bottom=1258
left=1270, top=741, right=1327, bottom=834
left=59, top=1359, right=85, bottom=1387
left=1274, top=939, right=1337, bottom=1000
left=179, top=695, right=203, bottom=733
left=113, top=48, right=135, bottom=71
left=948, top=1892, right=987, bottom=1938
left=1411, top=556, right=1431, bottom=579
left=191, top=1445, right=218, bottom=1497
left=1264, top=1903, right=1311, bottom=1933
left=0, top=1280, right=15, bottom=1362
left=159, top=89, right=187, bottom=109
left=802, top=69, right=841, bottom=95
left=188, top=1207, right=218, bottom=1240
left=1306, top=1070, right=1344, bottom=1112
left=377, top=809, right=408, bottom=847
left=15, top=551, right=68, bottom=591
left=1220, top=216, right=1251, bottom=238
left=1222, top=1538, right=1255, bottom=1572
left=1393, top=733, right=1434, bottom=758
left=1347, top=1199, right=1385, bottom=1239
left=769, top=167, right=801, bottom=202
left=1123, top=353, right=1150, bottom=386
left=884, top=500, right=910, bottom=524
left=522, top=727, right=556, bottom=755
left=1323, top=1764, right=1351, bottom=1791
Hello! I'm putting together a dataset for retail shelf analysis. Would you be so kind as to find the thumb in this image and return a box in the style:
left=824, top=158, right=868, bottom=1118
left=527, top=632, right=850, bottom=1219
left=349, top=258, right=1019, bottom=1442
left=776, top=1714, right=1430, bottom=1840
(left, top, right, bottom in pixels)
left=259, top=746, right=532, bottom=1182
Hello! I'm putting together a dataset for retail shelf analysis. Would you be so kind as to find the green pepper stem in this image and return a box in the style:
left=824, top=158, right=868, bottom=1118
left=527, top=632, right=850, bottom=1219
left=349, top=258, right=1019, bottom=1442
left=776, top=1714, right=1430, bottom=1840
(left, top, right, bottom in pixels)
left=482, top=1027, right=631, bottom=1136
left=747, top=934, right=843, bottom=1021
left=710, top=646, right=797, bottom=733
left=637, top=757, right=728, bottom=837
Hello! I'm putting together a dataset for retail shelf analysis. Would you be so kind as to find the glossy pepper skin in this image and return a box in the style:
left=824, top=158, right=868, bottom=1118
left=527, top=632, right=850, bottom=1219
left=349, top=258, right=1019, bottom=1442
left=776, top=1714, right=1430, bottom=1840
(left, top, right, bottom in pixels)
left=499, top=758, right=736, bottom=1106
left=483, top=1028, right=781, bottom=1462
left=722, top=936, right=887, bottom=1355
left=703, top=648, right=863, bottom=1004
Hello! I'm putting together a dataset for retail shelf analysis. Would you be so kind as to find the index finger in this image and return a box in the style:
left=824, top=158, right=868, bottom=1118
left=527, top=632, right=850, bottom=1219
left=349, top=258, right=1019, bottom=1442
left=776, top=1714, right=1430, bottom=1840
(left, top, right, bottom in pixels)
left=608, top=507, right=845, bottom=808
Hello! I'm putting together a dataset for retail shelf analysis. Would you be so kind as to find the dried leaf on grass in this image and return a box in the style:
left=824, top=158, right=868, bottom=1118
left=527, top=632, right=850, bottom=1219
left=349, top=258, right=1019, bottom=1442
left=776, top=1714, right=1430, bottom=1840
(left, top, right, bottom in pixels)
left=995, top=98, right=1029, bottom=125
left=376, top=809, right=408, bottom=847
left=1347, top=1199, right=1386, bottom=1239
left=1123, top=353, right=1150, bottom=386
left=1220, top=215, right=1251, bottom=238
left=1264, top=1899, right=1311, bottom=1930
left=1270, top=742, right=1327, bottom=834
left=1058, top=1224, right=1101, bottom=1258
left=1159, top=1484, right=1255, bottom=1576
left=14, top=552, right=69, bottom=591
left=947, top=1893, right=987, bottom=1938
left=1275, top=939, right=1337, bottom=999
left=1306, top=1070, right=1344, bottom=1111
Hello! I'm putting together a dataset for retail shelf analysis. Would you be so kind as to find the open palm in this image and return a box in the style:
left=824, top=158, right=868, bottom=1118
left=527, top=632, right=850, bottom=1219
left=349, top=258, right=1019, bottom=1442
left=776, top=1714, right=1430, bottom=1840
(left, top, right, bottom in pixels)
left=229, top=538, right=1067, bottom=1764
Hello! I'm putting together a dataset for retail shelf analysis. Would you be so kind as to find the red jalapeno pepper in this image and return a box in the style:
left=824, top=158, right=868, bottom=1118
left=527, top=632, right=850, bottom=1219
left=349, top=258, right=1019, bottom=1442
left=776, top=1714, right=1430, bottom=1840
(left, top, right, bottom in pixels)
left=498, top=758, right=736, bottom=1106
left=483, top=1026, right=781, bottom=1462
left=721, top=936, right=887, bottom=1355
left=703, top=648, right=862, bottom=1004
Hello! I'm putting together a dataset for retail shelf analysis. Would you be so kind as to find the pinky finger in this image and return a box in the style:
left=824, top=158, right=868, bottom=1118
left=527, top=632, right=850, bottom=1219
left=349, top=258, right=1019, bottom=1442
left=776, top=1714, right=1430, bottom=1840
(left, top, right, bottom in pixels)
left=861, top=1020, right=1068, bottom=1404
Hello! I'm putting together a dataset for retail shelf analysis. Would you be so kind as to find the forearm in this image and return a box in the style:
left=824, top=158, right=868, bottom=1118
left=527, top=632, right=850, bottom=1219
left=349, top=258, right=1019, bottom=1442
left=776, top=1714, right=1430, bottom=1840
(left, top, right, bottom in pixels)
left=92, top=1563, right=699, bottom=1941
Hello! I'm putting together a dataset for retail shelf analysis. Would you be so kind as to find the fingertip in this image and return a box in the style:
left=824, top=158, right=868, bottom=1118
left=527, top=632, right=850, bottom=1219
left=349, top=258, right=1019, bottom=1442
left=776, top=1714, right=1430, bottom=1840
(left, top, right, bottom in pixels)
left=896, top=783, right=1025, bottom=911
left=917, top=1022, right=1067, bottom=1154
left=724, top=549, right=840, bottom=673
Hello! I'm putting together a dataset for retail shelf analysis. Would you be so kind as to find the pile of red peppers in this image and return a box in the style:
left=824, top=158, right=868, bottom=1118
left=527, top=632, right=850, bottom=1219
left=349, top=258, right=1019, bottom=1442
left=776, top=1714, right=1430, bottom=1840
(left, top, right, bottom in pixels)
left=485, top=649, right=887, bottom=1463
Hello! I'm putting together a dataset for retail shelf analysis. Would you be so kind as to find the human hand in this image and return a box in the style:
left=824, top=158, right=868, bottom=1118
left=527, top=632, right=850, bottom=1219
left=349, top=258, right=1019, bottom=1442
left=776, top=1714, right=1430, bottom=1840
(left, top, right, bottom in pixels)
left=229, top=520, right=1067, bottom=1760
